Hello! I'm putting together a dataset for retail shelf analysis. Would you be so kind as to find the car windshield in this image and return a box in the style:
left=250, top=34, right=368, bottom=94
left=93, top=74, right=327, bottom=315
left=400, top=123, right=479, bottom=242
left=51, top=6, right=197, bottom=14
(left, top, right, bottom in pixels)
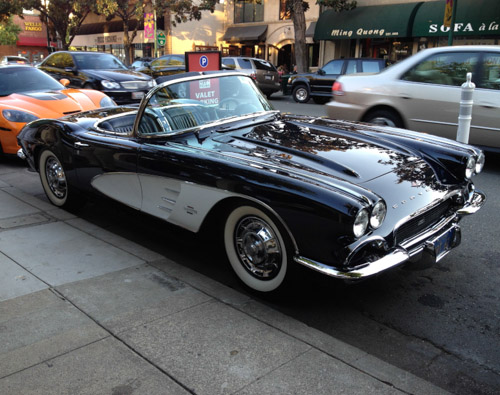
left=74, top=53, right=127, bottom=70
left=138, top=74, right=274, bottom=135
left=0, top=67, right=63, bottom=96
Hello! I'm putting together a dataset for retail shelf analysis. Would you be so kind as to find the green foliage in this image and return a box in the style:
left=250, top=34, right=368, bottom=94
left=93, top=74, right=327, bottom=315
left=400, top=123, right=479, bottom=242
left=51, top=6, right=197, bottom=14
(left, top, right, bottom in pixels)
left=0, top=0, right=24, bottom=23
left=0, top=16, right=22, bottom=45
left=316, top=0, right=357, bottom=12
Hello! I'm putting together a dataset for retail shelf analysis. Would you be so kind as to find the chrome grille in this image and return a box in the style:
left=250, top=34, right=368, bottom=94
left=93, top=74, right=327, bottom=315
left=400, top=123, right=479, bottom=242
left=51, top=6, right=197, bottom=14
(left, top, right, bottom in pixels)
left=120, top=81, right=149, bottom=90
left=395, top=200, right=452, bottom=244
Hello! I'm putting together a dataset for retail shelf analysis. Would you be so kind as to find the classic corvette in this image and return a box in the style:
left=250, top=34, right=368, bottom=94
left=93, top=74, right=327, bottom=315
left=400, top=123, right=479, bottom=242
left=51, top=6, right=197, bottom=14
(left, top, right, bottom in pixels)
left=0, top=65, right=115, bottom=155
left=17, top=71, right=486, bottom=293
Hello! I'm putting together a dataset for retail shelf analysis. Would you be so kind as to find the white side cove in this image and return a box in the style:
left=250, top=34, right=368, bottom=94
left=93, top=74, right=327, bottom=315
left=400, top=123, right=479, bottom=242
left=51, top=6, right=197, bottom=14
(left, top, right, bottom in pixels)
left=91, top=173, right=237, bottom=232
left=91, top=173, right=142, bottom=210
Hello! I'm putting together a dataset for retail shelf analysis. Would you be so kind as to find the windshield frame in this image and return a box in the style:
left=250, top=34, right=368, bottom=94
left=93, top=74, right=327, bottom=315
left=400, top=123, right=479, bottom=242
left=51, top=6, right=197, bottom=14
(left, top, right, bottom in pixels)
left=133, top=72, right=277, bottom=138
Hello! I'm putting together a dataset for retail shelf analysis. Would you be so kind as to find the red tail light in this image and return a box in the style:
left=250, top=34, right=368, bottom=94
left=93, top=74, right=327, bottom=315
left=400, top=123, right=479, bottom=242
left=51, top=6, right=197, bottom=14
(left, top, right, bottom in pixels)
left=250, top=72, right=256, bottom=80
left=332, top=81, right=344, bottom=96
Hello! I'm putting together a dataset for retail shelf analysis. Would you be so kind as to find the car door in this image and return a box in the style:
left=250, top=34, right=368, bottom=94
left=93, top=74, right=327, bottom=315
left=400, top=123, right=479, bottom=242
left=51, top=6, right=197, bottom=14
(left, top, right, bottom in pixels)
left=311, top=59, right=344, bottom=94
left=39, top=52, right=65, bottom=81
left=471, top=52, right=500, bottom=148
left=395, top=51, right=481, bottom=141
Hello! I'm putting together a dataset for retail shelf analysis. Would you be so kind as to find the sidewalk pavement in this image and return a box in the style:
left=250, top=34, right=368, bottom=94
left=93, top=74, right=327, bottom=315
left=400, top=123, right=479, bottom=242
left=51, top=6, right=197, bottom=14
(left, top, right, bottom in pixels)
left=0, top=162, right=449, bottom=395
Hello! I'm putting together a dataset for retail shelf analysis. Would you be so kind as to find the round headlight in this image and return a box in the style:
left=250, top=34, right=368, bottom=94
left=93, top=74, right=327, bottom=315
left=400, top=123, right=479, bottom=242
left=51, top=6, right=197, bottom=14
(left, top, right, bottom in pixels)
left=353, top=208, right=369, bottom=238
left=465, top=156, right=476, bottom=179
left=370, top=201, right=386, bottom=229
left=475, top=152, right=485, bottom=174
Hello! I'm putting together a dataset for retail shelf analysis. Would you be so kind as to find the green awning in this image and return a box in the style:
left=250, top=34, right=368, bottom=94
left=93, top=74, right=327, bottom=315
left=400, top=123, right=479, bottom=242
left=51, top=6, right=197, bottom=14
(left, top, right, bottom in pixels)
left=314, top=3, right=423, bottom=40
left=412, top=0, right=500, bottom=37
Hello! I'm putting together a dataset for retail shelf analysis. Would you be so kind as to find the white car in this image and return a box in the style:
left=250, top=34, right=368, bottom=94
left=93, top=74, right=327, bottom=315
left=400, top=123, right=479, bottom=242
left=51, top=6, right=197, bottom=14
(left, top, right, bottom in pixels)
left=326, top=45, right=500, bottom=151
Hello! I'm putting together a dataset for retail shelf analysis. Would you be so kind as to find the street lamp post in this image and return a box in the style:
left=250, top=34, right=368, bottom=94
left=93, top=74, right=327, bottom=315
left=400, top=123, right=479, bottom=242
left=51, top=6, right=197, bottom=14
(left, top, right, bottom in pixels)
left=41, top=0, right=51, bottom=54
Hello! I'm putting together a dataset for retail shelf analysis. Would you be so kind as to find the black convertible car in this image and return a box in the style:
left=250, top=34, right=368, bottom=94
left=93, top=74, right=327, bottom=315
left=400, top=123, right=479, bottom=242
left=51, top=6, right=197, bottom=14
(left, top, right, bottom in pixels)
left=17, top=72, right=485, bottom=293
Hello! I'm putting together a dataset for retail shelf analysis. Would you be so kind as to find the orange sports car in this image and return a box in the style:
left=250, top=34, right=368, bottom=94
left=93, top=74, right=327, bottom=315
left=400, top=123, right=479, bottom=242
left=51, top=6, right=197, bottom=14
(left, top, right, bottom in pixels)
left=0, top=65, right=115, bottom=155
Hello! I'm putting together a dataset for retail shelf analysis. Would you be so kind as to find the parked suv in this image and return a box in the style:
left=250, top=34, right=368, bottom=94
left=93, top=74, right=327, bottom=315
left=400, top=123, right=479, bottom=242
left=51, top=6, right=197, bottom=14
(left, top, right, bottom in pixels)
left=285, top=58, right=387, bottom=104
left=38, top=51, right=155, bottom=104
left=326, top=46, right=500, bottom=151
left=221, top=57, right=280, bottom=98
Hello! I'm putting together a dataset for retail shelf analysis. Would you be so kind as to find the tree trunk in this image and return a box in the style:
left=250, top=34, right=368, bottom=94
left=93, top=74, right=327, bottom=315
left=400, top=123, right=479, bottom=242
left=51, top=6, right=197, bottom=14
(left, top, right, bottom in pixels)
left=123, top=23, right=131, bottom=65
left=292, top=0, right=307, bottom=73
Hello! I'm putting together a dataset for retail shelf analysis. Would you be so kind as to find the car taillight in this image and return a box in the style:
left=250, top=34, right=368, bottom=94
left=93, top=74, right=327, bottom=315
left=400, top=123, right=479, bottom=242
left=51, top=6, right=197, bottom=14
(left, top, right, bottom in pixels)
left=250, top=72, right=256, bottom=80
left=332, top=81, right=344, bottom=96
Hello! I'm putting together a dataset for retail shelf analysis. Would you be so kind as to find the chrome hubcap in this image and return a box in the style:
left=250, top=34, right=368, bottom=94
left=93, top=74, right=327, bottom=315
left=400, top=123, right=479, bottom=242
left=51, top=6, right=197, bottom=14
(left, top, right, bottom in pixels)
left=371, top=117, right=396, bottom=127
left=296, top=88, right=307, bottom=101
left=234, top=216, right=282, bottom=279
left=45, top=156, right=67, bottom=199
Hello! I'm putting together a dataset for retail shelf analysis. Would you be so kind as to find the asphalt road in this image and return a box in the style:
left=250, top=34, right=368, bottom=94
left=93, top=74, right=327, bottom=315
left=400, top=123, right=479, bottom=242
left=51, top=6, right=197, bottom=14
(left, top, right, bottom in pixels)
left=4, top=96, right=499, bottom=394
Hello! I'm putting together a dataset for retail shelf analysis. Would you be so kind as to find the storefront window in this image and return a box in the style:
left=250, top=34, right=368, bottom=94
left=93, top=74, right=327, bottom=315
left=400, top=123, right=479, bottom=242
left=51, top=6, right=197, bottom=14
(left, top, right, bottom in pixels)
left=234, top=0, right=264, bottom=23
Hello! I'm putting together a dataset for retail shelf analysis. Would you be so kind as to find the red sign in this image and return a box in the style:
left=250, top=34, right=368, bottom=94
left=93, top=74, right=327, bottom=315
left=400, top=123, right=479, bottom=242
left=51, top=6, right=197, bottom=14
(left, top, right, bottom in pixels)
left=185, top=51, right=221, bottom=72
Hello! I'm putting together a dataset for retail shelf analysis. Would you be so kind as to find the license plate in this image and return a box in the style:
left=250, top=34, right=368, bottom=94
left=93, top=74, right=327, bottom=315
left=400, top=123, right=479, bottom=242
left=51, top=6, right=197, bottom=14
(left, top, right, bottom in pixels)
left=433, top=226, right=456, bottom=261
left=132, top=91, right=145, bottom=99
left=265, top=75, right=272, bottom=80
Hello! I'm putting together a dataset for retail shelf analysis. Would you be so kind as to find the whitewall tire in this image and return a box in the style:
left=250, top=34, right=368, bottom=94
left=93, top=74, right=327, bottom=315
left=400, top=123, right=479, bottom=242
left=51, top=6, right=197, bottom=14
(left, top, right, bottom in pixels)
left=39, top=149, right=73, bottom=208
left=224, top=205, right=290, bottom=292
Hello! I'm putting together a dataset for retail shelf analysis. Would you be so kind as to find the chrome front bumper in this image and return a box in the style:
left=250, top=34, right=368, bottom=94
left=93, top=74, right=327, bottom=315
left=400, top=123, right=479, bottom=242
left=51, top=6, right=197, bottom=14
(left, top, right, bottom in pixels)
left=295, top=190, right=485, bottom=281
left=17, top=148, right=26, bottom=160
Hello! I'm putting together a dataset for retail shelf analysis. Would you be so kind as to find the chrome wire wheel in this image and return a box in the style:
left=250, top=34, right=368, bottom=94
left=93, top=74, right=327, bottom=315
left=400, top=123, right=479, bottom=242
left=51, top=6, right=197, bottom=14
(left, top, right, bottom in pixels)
left=224, top=205, right=289, bottom=293
left=234, top=216, right=282, bottom=279
left=39, top=149, right=69, bottom=207
left=45, top=155, right=67, bottom=199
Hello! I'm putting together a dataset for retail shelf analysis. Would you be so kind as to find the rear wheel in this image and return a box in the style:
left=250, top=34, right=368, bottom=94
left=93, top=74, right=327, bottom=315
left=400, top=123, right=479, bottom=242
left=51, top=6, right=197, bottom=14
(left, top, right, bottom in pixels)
left=292, top=85, right=310, bottom=103
left=364, top=109, right=403, bottom=128
left=224, top=205, right=291, bottom=293
left=39, top=149, right=81, bottom=209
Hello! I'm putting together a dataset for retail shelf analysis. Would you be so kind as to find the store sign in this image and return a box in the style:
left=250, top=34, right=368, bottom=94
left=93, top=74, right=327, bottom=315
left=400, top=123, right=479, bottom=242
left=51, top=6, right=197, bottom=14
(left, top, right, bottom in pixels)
left=330, top=28, right=399, bottom=38
left=24, top=21, right=42, bottom=32
left=428, top=21, right=499, bottom=34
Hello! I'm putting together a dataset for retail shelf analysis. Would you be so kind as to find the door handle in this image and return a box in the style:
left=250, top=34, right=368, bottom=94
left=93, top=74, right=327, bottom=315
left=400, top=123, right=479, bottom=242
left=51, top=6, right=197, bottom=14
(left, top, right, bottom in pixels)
left=479, top=103, right=496, bottom=109
left=74, top=142, right=90, bottom=148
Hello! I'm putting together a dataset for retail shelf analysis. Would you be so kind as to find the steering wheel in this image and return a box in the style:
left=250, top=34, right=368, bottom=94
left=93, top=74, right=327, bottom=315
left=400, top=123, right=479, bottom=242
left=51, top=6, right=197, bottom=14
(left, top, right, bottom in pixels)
left=219, top=98, right=239, bottom=112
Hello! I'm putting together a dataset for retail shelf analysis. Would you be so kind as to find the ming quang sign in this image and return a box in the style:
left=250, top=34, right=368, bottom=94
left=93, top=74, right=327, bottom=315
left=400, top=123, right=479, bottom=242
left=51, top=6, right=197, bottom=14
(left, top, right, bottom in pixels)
left=330, top=28, right=398, bottom=38
left=24, top=22, right=42, bottom=32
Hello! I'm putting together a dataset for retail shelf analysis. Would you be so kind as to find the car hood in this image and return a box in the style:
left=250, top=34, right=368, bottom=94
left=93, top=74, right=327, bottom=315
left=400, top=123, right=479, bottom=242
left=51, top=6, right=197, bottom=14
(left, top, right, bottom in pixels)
left=82, top=69, right=151, bottom=81
left=207, top=115, right=429, bottom=184
left=2, top=90, right=101, bottom=118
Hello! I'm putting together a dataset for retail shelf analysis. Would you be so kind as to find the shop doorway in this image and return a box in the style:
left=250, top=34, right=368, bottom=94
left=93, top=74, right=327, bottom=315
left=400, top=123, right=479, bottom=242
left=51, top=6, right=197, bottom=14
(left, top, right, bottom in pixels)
left=278, top=44, right=294, bottom=72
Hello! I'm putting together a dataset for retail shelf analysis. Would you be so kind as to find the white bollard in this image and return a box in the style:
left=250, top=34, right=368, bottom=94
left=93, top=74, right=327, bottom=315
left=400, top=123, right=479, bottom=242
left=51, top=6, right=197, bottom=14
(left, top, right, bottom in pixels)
left=456, top=72, right=475, bottom=144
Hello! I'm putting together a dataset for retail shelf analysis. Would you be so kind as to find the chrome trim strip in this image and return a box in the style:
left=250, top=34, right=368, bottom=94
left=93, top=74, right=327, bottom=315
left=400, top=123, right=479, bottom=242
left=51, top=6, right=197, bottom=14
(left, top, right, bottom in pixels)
left=295, top=249, right=409, bottom=280
left=412, top=118, right=500, bottom=132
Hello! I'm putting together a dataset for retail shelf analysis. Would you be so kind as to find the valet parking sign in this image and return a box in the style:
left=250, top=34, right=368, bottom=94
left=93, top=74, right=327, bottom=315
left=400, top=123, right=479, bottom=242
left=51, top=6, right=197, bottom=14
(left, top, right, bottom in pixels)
left=185, top=51, right=222, bottom=105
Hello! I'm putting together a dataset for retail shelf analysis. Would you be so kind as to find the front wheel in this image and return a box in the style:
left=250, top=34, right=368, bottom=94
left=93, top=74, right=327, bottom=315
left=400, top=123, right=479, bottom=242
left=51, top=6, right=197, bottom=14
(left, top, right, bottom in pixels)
left=292, top=85, right=310, bottom=103
left=224, top=205, right=291, bottom=293
left=39, top=149, right=81, bottom=209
